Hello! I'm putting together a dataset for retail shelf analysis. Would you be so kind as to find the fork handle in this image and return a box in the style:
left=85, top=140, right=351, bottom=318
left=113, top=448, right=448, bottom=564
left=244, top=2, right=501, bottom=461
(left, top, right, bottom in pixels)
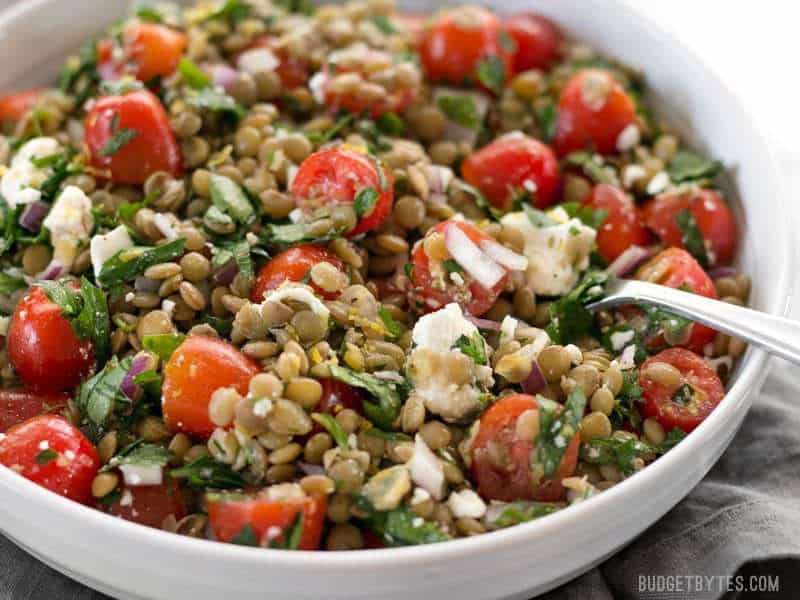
left=590, top=279, right=800, bottom=365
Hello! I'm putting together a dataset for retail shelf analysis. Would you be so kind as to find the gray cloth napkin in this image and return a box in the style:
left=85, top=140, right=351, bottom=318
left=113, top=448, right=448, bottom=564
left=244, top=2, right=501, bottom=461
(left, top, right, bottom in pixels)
left=2, top=360, right=799, bottom=600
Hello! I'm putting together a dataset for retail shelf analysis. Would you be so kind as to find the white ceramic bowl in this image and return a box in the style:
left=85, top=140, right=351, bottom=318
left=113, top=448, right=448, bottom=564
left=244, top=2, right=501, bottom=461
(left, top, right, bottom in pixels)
left=0, top=1, right=792, bottom=599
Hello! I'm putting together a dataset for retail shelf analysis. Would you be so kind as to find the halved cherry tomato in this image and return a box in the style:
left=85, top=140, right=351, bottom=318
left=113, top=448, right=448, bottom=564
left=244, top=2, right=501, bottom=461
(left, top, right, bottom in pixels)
left=0, top=89, right=44, bottom=123
left=290, top=147, right=394, bottom=237
left=207, top=492, right=326, bottom=550
left=85, top=89, right=182, bottom=184
left=250, top=244, right=344, bottom=302
left=584, top=183, right=651, bottom=262
left=410, top=219, right=508, bottom=317
left=162, top=336, right=259, bottom=439
left=554, top=69, right=638, bottom=156
left=640, top=348, right=724, bottom=432
left=8, top=286, right=94, bottom=392
left=470, top=394, right=579, bottom=502
left=0, top=415, right=99, bottom=504
left=0, top=389, right=68, bottom=433
left=636, top=248, right=718, bottom=352
left=505, top=13, right=562, bottom=72
left=98, top=23, right=186, bottom=83
left=419, top=6, right=513, bottom=91
left=461, top=133, right=560, bottom=209
left=643, top=189, right=738, bottom=266
left=243, top=36, right=309, bottom=89
left=102, top=481, right=187, bottom=529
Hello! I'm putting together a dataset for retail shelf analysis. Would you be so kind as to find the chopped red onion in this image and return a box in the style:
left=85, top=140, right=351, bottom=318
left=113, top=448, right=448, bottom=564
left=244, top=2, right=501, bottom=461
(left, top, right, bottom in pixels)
left=206, top=63, right=238, bottom=92
left=521, top=359, right=547, bottom=394
left=134, top=276, right=160, bottom=294
left=709, top=266, right=737, bottom=279
left=444, top=223, right=505, bottom=290
left=605, top=245, right=653, bottom=278
left=37, top=260, right=64, bottom=281
left=120, top=353, right=153, bottom=402
left=19, top=201, right=49, bottom=233
left=480, top=238, right=528, bottom=271
left=426, top=165, right=454, bottom=194
left=212, top=259, right=239, bottom=286
left=464, top=315, right=502, bottom=331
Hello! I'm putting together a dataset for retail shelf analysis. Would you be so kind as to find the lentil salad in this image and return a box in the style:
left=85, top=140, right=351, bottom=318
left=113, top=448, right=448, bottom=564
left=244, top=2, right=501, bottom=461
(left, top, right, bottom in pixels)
left=0, top=0, right=749, bottom=551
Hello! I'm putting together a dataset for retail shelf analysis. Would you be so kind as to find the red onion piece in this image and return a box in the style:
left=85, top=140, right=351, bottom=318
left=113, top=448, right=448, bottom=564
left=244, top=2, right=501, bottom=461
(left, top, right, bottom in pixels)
left=480, top=238, right=528, bottom=271
left=134, top=276, right=160, bottom=294
left=212, top=259, right=239, bottom=286
left=444, top=222, right=505, bottom=289
left=521, top=359, right=547, bottom=394
left=120, top=353, right=153, bottom=402
left=709, top=266, right=737, bottom=279
left=464, top=315, right=502, bottom=331
left=297, top=462, right=325, bottom=476
left=605, top=245, right=653, bottom=278
left=205, top=63, right=238, bottom=92
left=19, top=201, right=49, bottom=233
left=37, top=260, right=64, bottom=281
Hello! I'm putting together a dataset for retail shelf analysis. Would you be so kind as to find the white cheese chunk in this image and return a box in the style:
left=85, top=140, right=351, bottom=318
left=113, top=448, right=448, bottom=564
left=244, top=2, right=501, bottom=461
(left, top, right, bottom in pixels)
left=447, top=489, right=487, bottom=519
left=500, top=211, right=596, bottom=296
left=0, top=137, right=61, bottom=208
left=90, top=225, right=133, bottom=277
left=43, top=185, right=94, bottom=269
left=411, top=303, right=478, bottom=353
left=119, top=463, right=163, bottom=487
left=408, top=435, right=445, bottom=500
left=237, top=47, right=280, bottom=74
left=261, top=283, right=330, bottom=321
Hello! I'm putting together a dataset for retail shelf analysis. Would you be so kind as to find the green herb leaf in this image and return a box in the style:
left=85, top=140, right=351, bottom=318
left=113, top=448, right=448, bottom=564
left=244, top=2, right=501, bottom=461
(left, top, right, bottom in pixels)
left=133, top=369, right=163, bottom=398
left=209, top=174, right=254, bottom=224
left=564, top=151, right=617, bottom=185
left=559, top=202, right=608, bottom=230
left=457, top=181, right=502, bottom=221
left=353, top=496, right=451, bottom=546
left=202, top=315, right=234, bottom=336
left=186, top=88, right=245, bottom=122
left=142, top=333, right=185, bottom=362
left=454, top=331, right=487, bottom=365
left=643, top=306, right=693, bottom=348
left=675, top=208, right=710, bottom=268
left=60, top=39, right=100, bottom=106
left=171, top=455, right=246, bottom=489
left=437, top=95, right=480, bottom=130
left=488, top=501, right=562, bottom=528
left=99, top=79, right=145, bottom=96
left=546, top=270, right=608, bottom=344
left=375, top=112, right=405, bottom=136
left=353, top=187, right=379, bottom=218
left=441, top=259, right=462, bottom=274
left=107, top=439, right=170, bottom=469
left=267, top=510, right=305, bottom=549
left=311, top=413, right=350, bottom=449
left=179, top=57, right=211, bottom=90
left=220, top=239, right=253, bottom=281
left=363, top=428, right=412, bottom=442
left=671, top=383, right=694, bottom=406
left=370, top=14, right=396, bottom=34
left=264, top=222, right=343, bottom=245
left=536, top=389, right=586, bottom=477
left=75, top=356, right=133, bottom=428
left=230, top=523, right=259, bottom=546
left=207, top=0, right=251, bottom=23
left=328, top=364, right=402, bottom=430
left=98, top=238, right=186, bottom=287
left=668, top=150, right=722, bottom=184
left=75, top=277, right=111, bottom=364
left=0, top=271, right=25, bottom=295
left=307, top=114, right=353, bottom=145
left=35, top=448, right=58, bottom=465
left=534, top=100, right=557, bottom=141
left=521, top=203, right=556, bottom=228
left=579, top=436, right=656, bottom=476
left=37, top=150, right=81, bottom=201
left=659, top=428, right=686, bottom=452
left=135, top=5, right=164, bottom=22
left=476, top=54, right=505, bottom=94
left=378, top=306, right=404, bottom=339
left=37, top=279, right=83, bottom=319
left=100, top=126, right=138, bottom=157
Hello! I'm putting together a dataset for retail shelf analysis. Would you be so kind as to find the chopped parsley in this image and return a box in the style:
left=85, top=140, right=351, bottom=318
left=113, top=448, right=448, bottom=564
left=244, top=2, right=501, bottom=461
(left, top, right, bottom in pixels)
left=454, top=331, right=488, bottom=365
left=476, top=54, right=506, bottom=94
left=546, top=270, right=608, bottom=344
left=98, top=238, right=186, bottom=287
left=668, top=150, right=722, bottom=184
left=378, top=306, right=404, bottom=339
left=534, top=100, right=557, bottom=141
left=353, top=496, right=450, bottom=546
left=353, top=186, right=379, bottom=218
left=35, top=448, right=58, bottom=465
left=328, top=365, right=402, bottom=430
left=437, top=95, right=481, bottom=130
left=178, top=57, right=211, bottom=90
left=311, top=413, right=350, bottom=449
left=171, top=456, right=246, bottom=489
left=141, top=333, right=186, bottom=362
left=370, top=14, right=396, bottom=34
left=100, top=114, right=138, bottom=157
left=441, top=259, right=463, bottom=274
left=489, top=501, right=562, bottom=528
left=675, top=208, right=710, bottom=268
left=671, top=383, right=694, bottom=405
left=535, top=389, right=586, bottom=477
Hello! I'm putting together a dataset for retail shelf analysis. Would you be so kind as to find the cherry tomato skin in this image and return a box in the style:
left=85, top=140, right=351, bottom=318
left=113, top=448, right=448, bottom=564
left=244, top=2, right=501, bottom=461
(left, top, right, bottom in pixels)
left=584, top=183, right=651, bottom=262
left=250, top=245, right=345, bottom=302
left=461, top=133, right=560, bottom=209
left=643, top=189, right=738, bottom=266
left=554, top=69, right=638, bottom=156
left=84, top=90, right=182, bottom=184
left=290, top=148, right=394, bottom=237
left=316, top=378, right=363, bottom=416
left=8, top=286, right=94, bottom=392
left=505, top=13, right=562, bottom=72
left=124, top=23, right=187, bottom=82
left=207, top=494, right=327, bottom=550
left=0, top=389, right=68, bottom=433
left=640, top=348, right=725, bottom=433
left=419, top=7, right=513, bottom=90
left=0, top=89, right=44, bottom=122
left=102, top=481, right=187, bottom=529
left=162, top=336, right=260, bottom=439
left=410, top=220, right=508, bottom=317
left=470, top=394, right=579, bottom=502
left=245, top=36, right=309, bottom=89
left=636, top=248, right=718, bottom=352
left=0, top=415, right=100, bottom=504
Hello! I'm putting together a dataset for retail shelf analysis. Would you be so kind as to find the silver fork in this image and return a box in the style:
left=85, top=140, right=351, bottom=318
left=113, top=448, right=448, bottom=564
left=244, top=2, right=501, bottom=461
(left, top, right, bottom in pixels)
left=587, top=278, right=800, bottom=365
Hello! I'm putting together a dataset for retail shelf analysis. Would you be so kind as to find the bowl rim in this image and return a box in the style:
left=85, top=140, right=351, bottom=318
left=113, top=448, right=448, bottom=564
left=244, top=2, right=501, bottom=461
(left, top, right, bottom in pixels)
left=0, top=0, right=793, bottom=574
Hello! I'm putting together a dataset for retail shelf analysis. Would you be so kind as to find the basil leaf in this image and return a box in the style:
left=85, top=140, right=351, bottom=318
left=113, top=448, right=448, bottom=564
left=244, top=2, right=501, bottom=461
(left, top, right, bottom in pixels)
left=536, top=389, right=586, bottom=477
left=370, top=14, right=396, bottom=34
left=209, top=174, right=254, bottom=224
left=220, top=239, right=253, bottom=281
left=579, top=436, right=656, bottom=475
left=108, top=439, right=170, bottom=469
left=265, top=222, right=344, bottom=245
left=437, top=95, right=480, bottom=130
left=534, top=100, right=557, bottom=141
left=179, top=57, right=211, bottom=90
left=171, top=456, right=246, bottom=489
left=546, top=270, right=608, bottom=344
left=311, top=413, right=350, bottom=449
left=98, top=238, right=186, bottom=287
left=476, top=54, right=505, bottom=93
left=201, top=315, right=234, bottom=336
left=441, top=259, right=462, bottom=274
left=230, top=524, right=259, bottom=546
left=100, top=125, right=138, bottom=157
left=488, top=501, right=562, bottom=528
left=659, top=428, right=686, bottom=452
left=522, top=203, right=556, bottom=228
left=75, top=357, right=133, bottom=428
left=668, top=150, right=722, bottom=184
left=328, top=364, right=401, bottom=430
left=38, top=150, right=81, bottom=201
left=559, top=201, right=608, bottom=230
left=363, top=428, right=412, bottom=442
left=186, top=88, right=245, bottom=122
left=206, top=0, right=250, bottom=23
left=378, top=306, right=403, bottom=339
left=563, top=151, right=617, bottom=185
left=307, top=114, right=353, bottom=145
left=133, top=369, right=162, bottom=398
left=75, top=277, right=110, bottom=364
left=353, top=496, right=450, bottom=546
left=375, top=112, right=405, bottom=136
left=454, top=331, right=487, bottom=365
left=675, top=208, right=710, bottom=268
left=37, top=280, right=83, bottom=318
left=266, top=510, right=305, bottom=549
left=142, top=333, right=185, bottom=362
left=0, top=271, right=25, bottom=295
left=609, top=369, right=644, bottom=430
left=35, top=448, right=58, bottom=465
left=353, top=187, right=379, bottom=218
left=135, top=5, right=163, bottom=22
